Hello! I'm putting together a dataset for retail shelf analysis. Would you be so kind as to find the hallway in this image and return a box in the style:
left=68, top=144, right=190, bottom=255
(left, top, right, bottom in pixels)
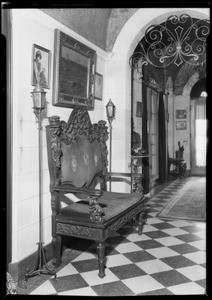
left=17, top=176, right=206, bottom=295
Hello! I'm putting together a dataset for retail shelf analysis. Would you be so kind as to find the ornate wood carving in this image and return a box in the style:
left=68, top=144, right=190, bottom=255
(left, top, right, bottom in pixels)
left=57, top=223, right=102, bottom=240
left=104, top=202, right=145, bottom=238
left=89, top=195, right=105, bottom=223
left=48, top=107, right=109, bottom=181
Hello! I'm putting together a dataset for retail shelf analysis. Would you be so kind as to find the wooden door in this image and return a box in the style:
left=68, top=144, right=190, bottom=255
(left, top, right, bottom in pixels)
left=190, top=98, right=206, bottom=175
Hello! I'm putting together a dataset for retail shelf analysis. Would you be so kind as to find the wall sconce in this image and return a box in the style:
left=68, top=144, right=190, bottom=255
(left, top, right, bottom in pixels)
left=106, top=99, right=116, bottom=191
left=25, top=84, right=56, bottom=283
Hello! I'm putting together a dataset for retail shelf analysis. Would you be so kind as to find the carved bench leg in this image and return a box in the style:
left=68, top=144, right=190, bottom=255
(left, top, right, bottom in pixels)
left=52, top=235, right=62, bottom=268
left=97, top=242, right=105, bottom=278
left=138, top=211, right=147, bottom=235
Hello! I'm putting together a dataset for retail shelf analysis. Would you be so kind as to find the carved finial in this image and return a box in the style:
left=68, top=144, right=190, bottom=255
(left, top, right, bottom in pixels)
left=48, top=116, right=60, bottom=127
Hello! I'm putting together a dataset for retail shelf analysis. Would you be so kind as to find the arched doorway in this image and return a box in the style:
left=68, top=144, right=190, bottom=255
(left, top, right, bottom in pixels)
left=129, top=12, right=209, bottom=190
left=106, top=8, right=209, bottom=192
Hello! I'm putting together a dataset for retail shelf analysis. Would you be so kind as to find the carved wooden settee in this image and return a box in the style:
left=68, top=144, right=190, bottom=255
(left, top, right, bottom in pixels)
left=46, top=107, right=147, bottom=278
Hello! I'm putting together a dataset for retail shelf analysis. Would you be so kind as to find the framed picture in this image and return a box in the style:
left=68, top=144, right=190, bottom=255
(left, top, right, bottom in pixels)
left=31, top=44, right=51, bottom=89
left=95, top=73, right=103, bottom=100
left=176, top=109, right=187, bottom=119
left=52, top=29, right=96, bottom=109
left=176, top=121, right=187, bottom=130
left=136, top=101, right=142, bottom=118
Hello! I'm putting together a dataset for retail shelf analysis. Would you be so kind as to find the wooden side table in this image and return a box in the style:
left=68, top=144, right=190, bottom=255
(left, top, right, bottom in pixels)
left=168, top=158, right=187, bottom=178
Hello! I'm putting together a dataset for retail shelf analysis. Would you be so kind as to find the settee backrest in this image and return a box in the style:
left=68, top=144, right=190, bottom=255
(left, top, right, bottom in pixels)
left=46, top=107, right=108, bottom=189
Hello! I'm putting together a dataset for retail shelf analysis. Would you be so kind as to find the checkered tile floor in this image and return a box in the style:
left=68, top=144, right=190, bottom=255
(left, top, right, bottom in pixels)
left=29, top=177, right=206, bottom=296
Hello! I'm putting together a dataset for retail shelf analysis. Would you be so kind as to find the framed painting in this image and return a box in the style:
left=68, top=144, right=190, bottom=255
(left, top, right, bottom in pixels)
left=31, top=44, right=51, bottom=89
left=95, top=73, right=103, bottom=100
left=52, top=29, right=96, bottom=109
left=176, top=109, right=187, bottom=119
left=176, top=121, right=187, bottom=130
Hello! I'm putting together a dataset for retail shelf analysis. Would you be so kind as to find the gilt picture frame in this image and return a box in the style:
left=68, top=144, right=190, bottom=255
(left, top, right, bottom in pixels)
left=31, top=44, right=51, bottom=89
left=52, top=29, right=96, bottom=109
left=95, top=73, right=103, bottom=100
left=176, top=121, right=187, bottom=130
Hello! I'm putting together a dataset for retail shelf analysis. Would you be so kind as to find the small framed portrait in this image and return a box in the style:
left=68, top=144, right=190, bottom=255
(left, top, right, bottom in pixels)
left=176, top=121, right=187, bottom=130
left=95, top=73, right=103, bottom=100
left=176, top=109, right=187, bottom=119
left=32, top=44, right=51, bottom=89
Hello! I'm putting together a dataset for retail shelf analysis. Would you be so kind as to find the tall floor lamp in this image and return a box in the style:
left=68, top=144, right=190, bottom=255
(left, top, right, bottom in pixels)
left=25, top=84, right=56, bottom=282
left=106, top=99, right=116, bottom=191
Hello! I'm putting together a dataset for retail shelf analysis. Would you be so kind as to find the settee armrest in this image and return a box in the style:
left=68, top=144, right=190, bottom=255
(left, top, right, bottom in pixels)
left=53, top=184, right=105, bottom=223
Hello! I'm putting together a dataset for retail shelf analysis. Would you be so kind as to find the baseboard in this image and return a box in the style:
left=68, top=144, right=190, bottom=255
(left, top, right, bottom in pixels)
left=8, top=242, right=53, bottom=283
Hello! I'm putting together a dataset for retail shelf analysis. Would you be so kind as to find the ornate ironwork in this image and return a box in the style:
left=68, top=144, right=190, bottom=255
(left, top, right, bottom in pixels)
left=129, top=14, right=209, bottom=70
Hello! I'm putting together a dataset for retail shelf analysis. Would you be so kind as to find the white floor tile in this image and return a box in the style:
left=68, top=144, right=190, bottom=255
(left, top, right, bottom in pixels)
left=155, top=236, right=184, bottom=246
left=146, top=247, right=179, bottom=259
left=161, top=228, right=188, bottom=236
left=114, top=242, right=141, bottom=253
left=106, top=254, right=132, bottom=267
left=80, top=268, right=119, bottom=286
left=123, top=275, right=164, bottom=294
left=183, top=251, right=206, bottom=264
left=167, top=220, right=193, bottom=227
left=136, top=259, right=172, bottom=274
left=146, top=218, right=165, bottom=224
left=143, top=224, right=159, bottom=232
left=30, top=280, right=56, bottom=295
left=58, top=286, right=98, bottom=296
left=125, top=233, right=151, bottom=242
left=167, top=282, right=205, bottom=295
left=72, top=251, right=96, bottom=262
left=188, top=240, right=206, bottom=251
left=176, top=265, right=206, bottom=281
left=54, top=263, right=78, bottom=278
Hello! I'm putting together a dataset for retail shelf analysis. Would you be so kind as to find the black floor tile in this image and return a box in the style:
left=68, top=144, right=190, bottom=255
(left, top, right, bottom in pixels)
left=176, top=234, right=203, bottom=243
left=110, top=263, right=146, bottom=280
left=123, top=250, right=155, bottom=263
left=161, top=255, right=196, bottom=268
left=151, top=222, right=175, bottom=230
left=92, top=281, right=134, bottom=296
left=71, top=258, right=99, bottom=273
left=135, top=239, right=164, bottom=249
left=145, top=230, right=170, bottom=239
left=138, top=288, right=174, bottom=295
left=169, top=243, right=200, bottom=254
left=50, top=274, right=88, bottom=293
left=151, top=269, right=191, bottom=287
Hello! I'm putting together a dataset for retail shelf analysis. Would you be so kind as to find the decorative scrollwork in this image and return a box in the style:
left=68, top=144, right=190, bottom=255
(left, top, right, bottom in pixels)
left=57, top=223, right=102, bottom=239
left=129, top=14, right=209, bottom=69
left=104, top=202, right=145, bottom=238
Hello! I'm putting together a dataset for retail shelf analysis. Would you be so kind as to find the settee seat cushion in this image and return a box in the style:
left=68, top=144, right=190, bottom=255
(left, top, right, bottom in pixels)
left=57, top=191, right=144, bottom=225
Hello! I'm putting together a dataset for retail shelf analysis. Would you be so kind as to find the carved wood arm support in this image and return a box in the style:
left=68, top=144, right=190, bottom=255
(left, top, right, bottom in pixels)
left=53, top=184, right=105, bottom=223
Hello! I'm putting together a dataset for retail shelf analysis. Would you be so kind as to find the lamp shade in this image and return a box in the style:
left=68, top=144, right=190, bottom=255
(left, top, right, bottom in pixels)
left=31, top=84, right=46, bottom=109
left=106, top=99, right=116, bottom=123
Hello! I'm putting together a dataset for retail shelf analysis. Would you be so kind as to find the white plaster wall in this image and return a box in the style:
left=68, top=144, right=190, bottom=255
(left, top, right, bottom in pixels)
left=11, top=9, right=109, bottom=263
